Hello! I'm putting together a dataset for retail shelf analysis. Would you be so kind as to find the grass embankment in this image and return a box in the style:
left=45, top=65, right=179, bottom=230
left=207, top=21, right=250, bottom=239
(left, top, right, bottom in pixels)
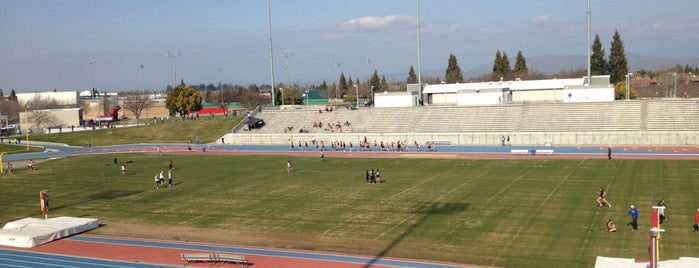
left=2, top=154, right=698, bottom=268
left=27, top=116, right=243, bottom=146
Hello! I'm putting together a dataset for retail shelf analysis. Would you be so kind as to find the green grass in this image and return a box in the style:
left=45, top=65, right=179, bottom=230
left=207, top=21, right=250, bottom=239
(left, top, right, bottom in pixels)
left=2, top=154, right=698, bottom=267
left=27, top=116, right=242, bottom=146
left=0, top=144, right=44, bottom=154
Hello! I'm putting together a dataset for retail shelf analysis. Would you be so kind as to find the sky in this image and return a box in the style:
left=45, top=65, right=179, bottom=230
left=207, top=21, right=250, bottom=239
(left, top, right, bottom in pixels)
left=1, top=0, right=697, bottom=93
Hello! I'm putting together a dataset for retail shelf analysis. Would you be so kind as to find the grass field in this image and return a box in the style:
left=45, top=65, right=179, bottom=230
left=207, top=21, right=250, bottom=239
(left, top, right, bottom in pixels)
left=28, top=116, right=242, bottom=146
left=2, top=152, right=699, bottom=267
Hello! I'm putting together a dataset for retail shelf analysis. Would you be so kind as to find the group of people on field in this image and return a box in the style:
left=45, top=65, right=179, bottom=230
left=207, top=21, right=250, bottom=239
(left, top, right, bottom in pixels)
left=365, top=168, right=382, bottom=184
left=598, top=187, right=698, bottom=233
left=4, top=160, right=36, bottom=175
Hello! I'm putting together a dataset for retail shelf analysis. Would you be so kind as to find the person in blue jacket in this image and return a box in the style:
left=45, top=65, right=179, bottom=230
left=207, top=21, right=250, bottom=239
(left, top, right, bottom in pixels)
left=628, top=205, right=639, bottom=231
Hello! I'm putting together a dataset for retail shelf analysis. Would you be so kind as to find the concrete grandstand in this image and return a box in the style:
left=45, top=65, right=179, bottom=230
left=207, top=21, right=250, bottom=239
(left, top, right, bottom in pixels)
left=223, top=99, right=699, bottom=146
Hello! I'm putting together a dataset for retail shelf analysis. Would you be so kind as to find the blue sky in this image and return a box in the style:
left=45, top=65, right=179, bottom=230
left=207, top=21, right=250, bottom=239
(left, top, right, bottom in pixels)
left=1, top=0, right=697, bottom=93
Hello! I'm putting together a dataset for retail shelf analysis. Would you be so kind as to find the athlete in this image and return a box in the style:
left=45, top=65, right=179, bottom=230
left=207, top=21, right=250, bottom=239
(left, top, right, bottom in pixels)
left=597, top=187, right=611, bottom=208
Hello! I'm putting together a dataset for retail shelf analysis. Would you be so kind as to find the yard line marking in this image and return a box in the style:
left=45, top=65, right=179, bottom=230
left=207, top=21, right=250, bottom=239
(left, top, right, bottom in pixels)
left=435, top=165, right=536, bottom=245
left=577, top=160, right=623, bottom=256
left=374, top=161, right=507, bottom=240
left=491, top=159, right=587, bottom=266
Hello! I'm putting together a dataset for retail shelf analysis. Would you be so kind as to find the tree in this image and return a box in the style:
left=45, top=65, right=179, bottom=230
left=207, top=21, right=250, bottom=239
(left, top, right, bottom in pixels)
left=513, top=50, right=528, bottom=74
left=591, top=34, right=608, bottom=75
left=8, top=89, right=17, bottom=103
left=614, top=81, right=638, bottom=100
left=165, top=83, right=203, bottom=116
left=120, top=90, right=153, bottom=123
left=27, top=110, right=59, bottom=130
left=492, top=50, right=511, bottom=79
left=338, top=73, right=348, bottom=98
left=445, top=54, right=464, bottom=83
left=406, top=65, right=417, bottom=84
left=369, top=71, right=380, bottom=94
left=608, top=30, right=629, bottom=84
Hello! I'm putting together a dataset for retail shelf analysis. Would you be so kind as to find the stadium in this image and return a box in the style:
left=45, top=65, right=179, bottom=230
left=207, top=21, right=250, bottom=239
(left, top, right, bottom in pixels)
left=2, top=84, right=699, bottom=268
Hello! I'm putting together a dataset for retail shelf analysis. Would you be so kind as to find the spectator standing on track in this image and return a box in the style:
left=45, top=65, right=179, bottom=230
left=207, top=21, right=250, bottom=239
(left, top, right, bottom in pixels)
left=607, top=146, right=613, bottom=160
left=628, top=205, right=639, bottom=231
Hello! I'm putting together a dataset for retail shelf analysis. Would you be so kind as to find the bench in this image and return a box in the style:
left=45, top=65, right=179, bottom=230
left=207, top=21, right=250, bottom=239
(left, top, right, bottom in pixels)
left=181, top=253, right=215, bottom=265
left=426, top=140, right=451, bottom=145
left=534, top=149, right=554, bottom=155
left=217, top=253, right=250, bottom=267
left=510, top=149, right=530, bottom=155
left=181, top=253, right=249, bottom=267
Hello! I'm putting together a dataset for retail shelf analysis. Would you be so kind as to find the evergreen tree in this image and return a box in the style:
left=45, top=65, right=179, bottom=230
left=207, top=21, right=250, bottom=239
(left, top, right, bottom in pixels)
left=406, top=65, right=417, bottom=84
left=500, top=52, right=511, bottom=78
left=9, top=89, right=17, bottom=102
left=445, top=54, right=464, bottom=83
left=369, top=71, right=380, bottom=92
left=590, top=34, right=607, bottom=75
left=338, top=73, right=348, bottom=97
left=381, top=75, right=388, bottom=92
left=608, top=30, right=629, bottom=84
left=493, top=50, right=502, bottom=74
left=513, top=50, right=528, bottom=74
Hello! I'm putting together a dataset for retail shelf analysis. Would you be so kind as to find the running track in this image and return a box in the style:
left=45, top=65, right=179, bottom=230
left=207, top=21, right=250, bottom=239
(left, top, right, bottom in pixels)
left=2, top=143, right=698, bottom=267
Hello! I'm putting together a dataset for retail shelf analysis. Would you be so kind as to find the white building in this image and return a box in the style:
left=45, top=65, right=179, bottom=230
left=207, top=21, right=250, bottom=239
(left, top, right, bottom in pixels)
left=421, top=75, right=614, bottom=106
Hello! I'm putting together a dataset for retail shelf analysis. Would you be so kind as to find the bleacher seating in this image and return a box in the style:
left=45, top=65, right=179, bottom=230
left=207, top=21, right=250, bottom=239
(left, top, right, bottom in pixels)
left=236, top=100, right=696, bottom=135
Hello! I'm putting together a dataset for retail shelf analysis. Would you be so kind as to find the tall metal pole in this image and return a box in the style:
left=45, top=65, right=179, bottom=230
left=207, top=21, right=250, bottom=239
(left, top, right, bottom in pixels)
left=586, top=0, right=591, bottom=86
left=673, top=73, right=677, bottom=98
left=354, top=85, right=359, bottom=108
left=267, top=0, right=276, bottom=106
left=139, top=62, right=146, bottom=90
left=167, top=51, right=181, bottom=86
left=416, top=0, right=423, bottom=102
left=89, top=58, right=99, bottom=117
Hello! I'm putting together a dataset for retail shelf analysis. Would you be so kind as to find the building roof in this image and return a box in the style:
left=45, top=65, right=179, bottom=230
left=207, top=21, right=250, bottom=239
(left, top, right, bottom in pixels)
left=423, top=76, right=600, bottom=94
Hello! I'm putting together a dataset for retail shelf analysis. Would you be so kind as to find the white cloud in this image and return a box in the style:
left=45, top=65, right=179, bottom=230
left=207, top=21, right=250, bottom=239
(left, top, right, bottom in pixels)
left=341, top=15, right=413, bottom=30
left=533, top=14, right=552, bottom=23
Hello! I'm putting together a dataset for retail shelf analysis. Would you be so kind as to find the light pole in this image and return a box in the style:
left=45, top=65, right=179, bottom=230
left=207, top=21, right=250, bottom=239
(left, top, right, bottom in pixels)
left=217, top=68, right=226, bottom=105
left=304, top=90, right=309, bottom=105
left=280, top=88, right=284, bottom=106
left=673, top=72, right=678, bottom=98
left=89, top=58, right=97, bottom=117
left=354, top=85, right=359, bottom=108
left=625, top=73, right=633, bottom=100
left=334, top=62, right=342, bottom=100
left=24, top=103, right=31, bottom=151
left=167, top=51, right=181, bottom=86
left=370, top=85, right=374, bottom=106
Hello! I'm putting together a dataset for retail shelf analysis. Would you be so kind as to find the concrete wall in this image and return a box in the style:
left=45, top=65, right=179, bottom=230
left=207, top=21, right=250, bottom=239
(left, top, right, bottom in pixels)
left=222, top=131, right=699, bottom=146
